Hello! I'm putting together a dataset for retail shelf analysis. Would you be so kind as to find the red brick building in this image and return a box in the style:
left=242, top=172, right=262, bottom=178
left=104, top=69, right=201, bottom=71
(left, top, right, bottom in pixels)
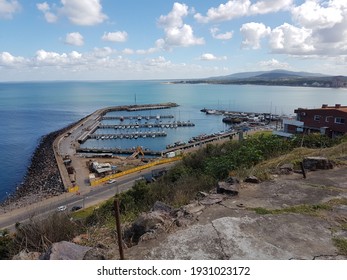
left=294, top=104, right=347, bottom=137
left=274, top=104, right=347, bottom=138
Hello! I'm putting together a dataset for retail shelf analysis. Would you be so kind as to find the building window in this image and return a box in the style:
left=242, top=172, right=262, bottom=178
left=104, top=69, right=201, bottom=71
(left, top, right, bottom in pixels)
left=314, top=115, right=321, bottom=121
left=335, top=117, right=345, bottom=124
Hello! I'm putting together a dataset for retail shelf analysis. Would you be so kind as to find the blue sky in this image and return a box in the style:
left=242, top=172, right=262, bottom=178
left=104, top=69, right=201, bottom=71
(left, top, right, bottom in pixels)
left=0, top=0, right=347, bottom=81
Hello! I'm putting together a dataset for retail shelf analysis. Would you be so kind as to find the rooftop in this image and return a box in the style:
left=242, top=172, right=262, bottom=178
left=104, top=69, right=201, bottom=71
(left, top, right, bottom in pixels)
left=296, top=104, right=347, bottom=113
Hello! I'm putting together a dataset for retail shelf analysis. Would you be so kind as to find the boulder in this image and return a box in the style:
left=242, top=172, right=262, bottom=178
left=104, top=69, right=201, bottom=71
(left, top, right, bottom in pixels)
left=183, top=203, right=205, bottom=214
left=225, top=176, right=240, bottom=185
left=279, top=163, right=294, bottom=174
left=41, top=241, right=92, bottom=260
left=244, top=175, right=261, bottom=184
left=200, top=194, right=225, bottom=205
left=12, top=250, right=41, bottom=260
left=83, top=247, right=107, bottom=260
left=127, top=211, right=169, bottom=243
left=217, top=181, right=240, bottom=195
left=303, top=157, right=334, bottom=171
left=151, top=201, right=173, bottom=213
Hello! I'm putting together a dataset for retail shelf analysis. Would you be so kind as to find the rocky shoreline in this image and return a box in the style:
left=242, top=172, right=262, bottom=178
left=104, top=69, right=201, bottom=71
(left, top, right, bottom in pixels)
left=0, top=121, right=80, bottom=212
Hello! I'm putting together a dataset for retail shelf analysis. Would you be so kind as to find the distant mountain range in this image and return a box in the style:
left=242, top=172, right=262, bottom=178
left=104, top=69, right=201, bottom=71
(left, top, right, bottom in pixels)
left=175, top=70, right=347, bottom=88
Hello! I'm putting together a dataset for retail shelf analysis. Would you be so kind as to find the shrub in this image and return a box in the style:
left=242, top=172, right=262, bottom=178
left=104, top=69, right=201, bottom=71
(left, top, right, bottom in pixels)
left=14, top=212, right=83, bottom=253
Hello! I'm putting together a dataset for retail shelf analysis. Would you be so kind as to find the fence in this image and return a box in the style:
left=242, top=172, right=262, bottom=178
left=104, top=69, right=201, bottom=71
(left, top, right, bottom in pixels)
left=90, top=156, right=182, bottom=187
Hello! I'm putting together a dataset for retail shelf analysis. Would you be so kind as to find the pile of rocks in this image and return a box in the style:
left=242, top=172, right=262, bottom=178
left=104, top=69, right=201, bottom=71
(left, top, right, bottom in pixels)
left=0, top=119, right=82, bottom=210
left=0, top=131, right=64, bottom=209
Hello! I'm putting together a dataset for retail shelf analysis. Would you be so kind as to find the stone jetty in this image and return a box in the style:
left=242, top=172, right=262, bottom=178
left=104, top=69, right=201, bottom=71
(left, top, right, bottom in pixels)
left=0, top=122, right=79, bottom=210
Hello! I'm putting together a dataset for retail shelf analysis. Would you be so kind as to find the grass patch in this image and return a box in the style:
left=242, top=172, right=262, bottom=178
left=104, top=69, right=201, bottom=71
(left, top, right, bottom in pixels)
left=71, top=206, right=95, bottom=220
left=325, top=198, right=347, bottom=207
left=251, top=204, right=332, bottom=215
left=332, top=238, right=347, bottom=255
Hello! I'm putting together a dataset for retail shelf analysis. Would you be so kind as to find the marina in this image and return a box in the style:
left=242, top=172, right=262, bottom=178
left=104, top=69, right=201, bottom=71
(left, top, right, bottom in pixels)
left=101, top=114, right=175, bottom=120
left=98, top=121, right=194, bottom=130
left=88, top=131, right=167, bottom=139
left=76, top=130, right=237, bottom=157
left=4, top=80, right=345, bottom=202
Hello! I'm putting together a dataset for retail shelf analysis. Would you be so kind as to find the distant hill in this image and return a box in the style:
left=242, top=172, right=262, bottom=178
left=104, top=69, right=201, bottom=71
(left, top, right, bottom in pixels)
left=209, top=69, right=328, bottom=80
left=175, top=70, right=347, bottom=88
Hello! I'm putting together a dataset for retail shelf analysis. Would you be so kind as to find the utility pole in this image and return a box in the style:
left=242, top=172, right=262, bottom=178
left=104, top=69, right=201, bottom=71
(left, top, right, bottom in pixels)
left=114, top=198, right=124, bottom=260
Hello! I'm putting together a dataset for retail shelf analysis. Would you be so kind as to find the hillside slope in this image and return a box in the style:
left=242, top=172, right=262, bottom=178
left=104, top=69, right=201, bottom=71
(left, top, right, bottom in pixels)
left=126, top=167, right=347, bottom=259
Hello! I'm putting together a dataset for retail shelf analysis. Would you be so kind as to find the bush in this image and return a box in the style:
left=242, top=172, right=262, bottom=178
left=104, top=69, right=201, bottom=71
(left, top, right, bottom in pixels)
left=14, top=212, right=83, bottom=253
left=0, top=231, right=15, bottom=260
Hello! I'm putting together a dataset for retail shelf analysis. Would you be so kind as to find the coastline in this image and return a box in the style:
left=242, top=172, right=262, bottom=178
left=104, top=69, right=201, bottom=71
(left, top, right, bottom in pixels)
left=0, top=121, right=79, bottom=212
left=0, top=103, right=179, bottom=213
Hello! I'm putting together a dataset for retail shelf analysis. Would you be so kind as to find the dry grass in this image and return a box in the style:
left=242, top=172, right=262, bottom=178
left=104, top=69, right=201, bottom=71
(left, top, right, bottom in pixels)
left=240, top=142, right=347, bottom=180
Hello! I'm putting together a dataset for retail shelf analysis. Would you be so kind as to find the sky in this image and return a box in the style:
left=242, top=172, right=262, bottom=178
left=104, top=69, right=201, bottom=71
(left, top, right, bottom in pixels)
left=0, top=0, right=347, bottom=81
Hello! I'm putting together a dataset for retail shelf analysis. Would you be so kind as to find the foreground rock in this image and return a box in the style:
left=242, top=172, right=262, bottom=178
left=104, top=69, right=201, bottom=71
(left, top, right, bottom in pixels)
left=303, top=156, right=334, bottom=171
left=125, top=167, right=347, bottom=260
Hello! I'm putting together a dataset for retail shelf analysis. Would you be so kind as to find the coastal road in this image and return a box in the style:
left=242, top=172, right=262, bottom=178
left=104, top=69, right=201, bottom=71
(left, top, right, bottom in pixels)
left=0, top=170, right=152, bottom=231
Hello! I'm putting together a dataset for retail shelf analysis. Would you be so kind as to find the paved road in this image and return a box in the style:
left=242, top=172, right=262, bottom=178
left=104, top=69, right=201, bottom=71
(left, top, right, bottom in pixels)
left=0, top=170, right=152, bottom=231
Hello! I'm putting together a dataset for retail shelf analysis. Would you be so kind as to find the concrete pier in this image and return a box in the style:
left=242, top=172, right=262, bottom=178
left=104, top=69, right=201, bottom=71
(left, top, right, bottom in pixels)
left=101, top=115, right=174, bottom=120
left=88, top=131, right=167, bottom=139
left=98, top=121, right=194, bottom=129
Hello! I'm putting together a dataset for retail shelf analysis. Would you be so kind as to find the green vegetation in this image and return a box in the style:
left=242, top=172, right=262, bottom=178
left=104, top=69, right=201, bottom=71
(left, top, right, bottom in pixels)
left=0, top=229, right=14, bottom=260
left=252, top=204, right=332, bottom=215
left=86, top=133, right=345, bottom=226
left=13, top=213, right=84, bottom=253
left=332, top=238, right=347, bottom=255
left=252, top=198, right=347, bottom=216
left=3, top=132, right=346, bottom=259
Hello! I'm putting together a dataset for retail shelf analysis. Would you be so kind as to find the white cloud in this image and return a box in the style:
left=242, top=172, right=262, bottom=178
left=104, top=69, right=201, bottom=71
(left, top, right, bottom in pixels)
left=249, top=0, right=293, bottom=15
left=37, top=0, right=107, bottom=25
left=0, top=49, right=232, bottom=80
left=0, top=0, right=20, bottom=19
left=102, top=31, right=128, bottom=43
left=37, top=2, right=58, bottom=23
left=195, top=0, right=292, bottom=23
left=92, top=47, right=114, bottom=58
left=240, top=22, right=271, bottom=49
left=210, top=27, right=233, bottom=40
left=34, top=49, right=84, bottom=66
left=0, top=51, right=25, bottom=66
left=65, top=32, right=84, bottom=46
left=158, top=2, right=188, bottom=28
left=292, top=0, right=344, bottom=29
left=269, top=23, right=315, bottom=54
left=199, top=53, right=227, bottom=61
left=195, top=0, right=251, bottom=23
left=122, top=48, right=134, bottom=55
left=258, top=58, right=289, bottom=69
left=145, top=56, right=171, bottom=68
left=158, top=3, right=205, bottom=48
left=61, top=0, right=107, bottom=25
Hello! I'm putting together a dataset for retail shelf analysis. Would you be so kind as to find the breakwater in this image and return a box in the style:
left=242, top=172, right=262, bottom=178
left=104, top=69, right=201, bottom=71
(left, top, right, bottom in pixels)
left=0, top=120, right=83, bottom=209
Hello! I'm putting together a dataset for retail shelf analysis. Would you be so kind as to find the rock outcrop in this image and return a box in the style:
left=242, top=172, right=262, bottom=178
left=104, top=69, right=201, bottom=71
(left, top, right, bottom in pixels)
left=303, top=157, right=334, bottom=171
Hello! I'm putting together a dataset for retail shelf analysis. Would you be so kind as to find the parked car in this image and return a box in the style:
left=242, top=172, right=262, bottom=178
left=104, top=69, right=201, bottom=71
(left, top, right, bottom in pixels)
left=71, top=206, right=82, bottom=212
left=57, top=205, right=67, bottom=212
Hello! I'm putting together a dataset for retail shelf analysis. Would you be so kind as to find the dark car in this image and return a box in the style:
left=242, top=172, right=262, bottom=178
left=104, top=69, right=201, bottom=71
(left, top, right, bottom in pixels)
left=71, top=206, right=82, bottom=212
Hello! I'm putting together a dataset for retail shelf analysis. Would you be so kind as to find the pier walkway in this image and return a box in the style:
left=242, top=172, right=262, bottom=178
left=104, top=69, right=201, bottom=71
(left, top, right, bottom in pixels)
left=76, top=130, right=237, bottom=157
left=98, top=121, right=194, bottom=129
left=101, top=115, right=174, bottom=120
left=88, top=131, right=167, bottom=139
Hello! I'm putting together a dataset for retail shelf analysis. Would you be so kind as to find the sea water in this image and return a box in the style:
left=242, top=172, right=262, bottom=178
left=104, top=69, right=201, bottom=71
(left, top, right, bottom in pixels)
left=1, top=80, right=347, bottom=201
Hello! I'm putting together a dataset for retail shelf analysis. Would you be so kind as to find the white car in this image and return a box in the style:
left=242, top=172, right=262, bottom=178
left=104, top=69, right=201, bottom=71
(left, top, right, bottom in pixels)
left=57, top=205, right=67, bottom=212
left=107, top=179, right=117, bottom=184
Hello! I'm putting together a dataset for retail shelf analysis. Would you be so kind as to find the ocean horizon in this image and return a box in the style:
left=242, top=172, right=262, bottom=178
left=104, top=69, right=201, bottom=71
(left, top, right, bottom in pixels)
left=1, top=80, right=347, bottom=201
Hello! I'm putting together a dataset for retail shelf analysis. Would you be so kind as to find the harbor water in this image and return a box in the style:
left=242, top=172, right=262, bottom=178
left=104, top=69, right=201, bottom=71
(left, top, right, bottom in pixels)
left=1, top=80, right=347, bottom=201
